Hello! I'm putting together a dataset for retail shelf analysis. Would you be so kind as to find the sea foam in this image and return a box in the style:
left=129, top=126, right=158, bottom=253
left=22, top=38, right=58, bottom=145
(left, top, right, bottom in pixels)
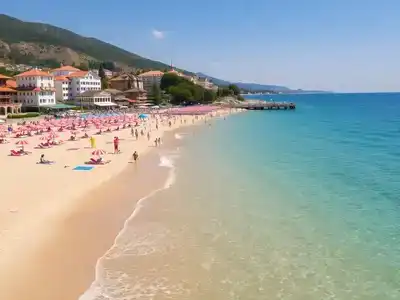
left=79, top=152, right=180, bottom=300
left=174, top=133, right=184, bottom=140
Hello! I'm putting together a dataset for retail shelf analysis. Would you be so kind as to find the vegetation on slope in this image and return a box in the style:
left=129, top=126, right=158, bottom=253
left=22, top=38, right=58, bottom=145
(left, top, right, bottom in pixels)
left=0, top=14, right=170, bottom=70
left=160, top=73, right=217, bottom=105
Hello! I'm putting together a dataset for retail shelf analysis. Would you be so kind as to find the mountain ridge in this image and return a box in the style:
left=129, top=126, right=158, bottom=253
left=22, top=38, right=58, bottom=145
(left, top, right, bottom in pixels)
left=196, top=72, right=292, bottom=92
left=0, top=14, right=306, bottom=92
left=0, top=14, right=170, bottom=70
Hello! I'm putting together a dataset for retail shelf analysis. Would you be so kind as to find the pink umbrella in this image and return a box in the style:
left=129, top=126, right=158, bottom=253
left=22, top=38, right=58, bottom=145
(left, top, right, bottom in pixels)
left=15, top=140, right=28, bottom=146
left=92, top=149, right=107, bottom=156
left=15, top=139, right=28, bottom=150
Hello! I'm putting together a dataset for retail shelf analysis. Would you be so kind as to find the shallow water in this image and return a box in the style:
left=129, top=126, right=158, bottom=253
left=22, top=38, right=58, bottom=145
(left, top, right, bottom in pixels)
left=81, top=93, right=400, bottom=300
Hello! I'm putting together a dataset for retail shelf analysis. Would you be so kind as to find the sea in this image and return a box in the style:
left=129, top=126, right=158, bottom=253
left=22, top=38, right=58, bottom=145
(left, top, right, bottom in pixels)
left=81, top=93, right=400, bottom=300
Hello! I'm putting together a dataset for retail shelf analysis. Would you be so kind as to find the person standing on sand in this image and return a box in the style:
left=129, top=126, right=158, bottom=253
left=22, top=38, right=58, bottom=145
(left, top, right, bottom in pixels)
left=131, top=127, right=134, bottom=137
left=132, top=151, right=139, bottom=162
left=147, top=132, right=151, bottom=141
left=113, top=136, right=119, bottom=154
left=154, top=138, right=158, bottom=147
left=135, top=129, right=139, bottom=140
left=90, top=136, right=96, bottom=148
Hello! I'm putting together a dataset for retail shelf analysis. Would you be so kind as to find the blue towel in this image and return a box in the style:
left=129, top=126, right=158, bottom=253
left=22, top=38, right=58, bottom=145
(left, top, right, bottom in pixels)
left=73, top=166, right=94, bottom=171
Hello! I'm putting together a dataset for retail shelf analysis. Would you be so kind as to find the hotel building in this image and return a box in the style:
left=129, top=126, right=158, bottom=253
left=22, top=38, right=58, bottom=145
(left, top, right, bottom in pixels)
left=15, top=68, right=56, bottom=111
left=51, top=65, right=101, bottom=102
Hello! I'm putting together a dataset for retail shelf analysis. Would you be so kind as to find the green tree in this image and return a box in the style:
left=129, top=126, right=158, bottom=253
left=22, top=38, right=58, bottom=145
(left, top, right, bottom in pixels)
left=78, top=63, right=89, bottom=71
left=219, top=87, right=233, bottom=97
left=160, top=73, right=182, bottom=91
left=101, top=77, right=109, bottom=89
left=98, top=64, right=106, bottom=79
left=203, top=89, right=216, bottom=103
left=0, top=67, right=18, bottom=77
left=151, top=83, right=162, bottom=105
left=228, top=84, right=240, bottom=95
left=169, top=85, right=193, bottom=105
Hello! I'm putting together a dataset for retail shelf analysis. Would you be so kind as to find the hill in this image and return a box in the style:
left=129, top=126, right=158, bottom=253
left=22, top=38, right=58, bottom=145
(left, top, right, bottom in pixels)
left=196, top=72, right=291, bottom=92
left=0, top=14, right=170, bottom=70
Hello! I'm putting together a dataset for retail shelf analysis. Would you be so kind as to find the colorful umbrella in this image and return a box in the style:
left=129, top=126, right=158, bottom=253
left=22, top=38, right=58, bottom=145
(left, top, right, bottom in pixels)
left=15, top=140, right=28, bottom=146
left=91, top=149, right=107, bottom=156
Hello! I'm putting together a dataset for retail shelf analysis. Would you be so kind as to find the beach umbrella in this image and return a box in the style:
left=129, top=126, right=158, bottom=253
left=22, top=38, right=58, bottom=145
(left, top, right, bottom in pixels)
left=15, top=140, right=28, bottom=146
left=91, top=149, right=107, bottom=156
left=15, top=139, right=28, bottom=150
left=138, top=114, right=148, bottom=119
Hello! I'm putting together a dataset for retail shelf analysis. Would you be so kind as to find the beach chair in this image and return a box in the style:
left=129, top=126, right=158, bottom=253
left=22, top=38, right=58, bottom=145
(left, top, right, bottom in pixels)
left=85, top=157, right=110, bottom=165
left=10, top=149, right=23, bottom=156
left=38, top=143, right=51, bottom=149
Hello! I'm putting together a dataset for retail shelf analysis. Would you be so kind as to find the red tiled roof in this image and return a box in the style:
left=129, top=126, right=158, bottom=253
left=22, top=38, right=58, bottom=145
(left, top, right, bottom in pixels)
left=51, top=65, right=81, bottom=72
left=55, top=76, right=69, bottom=81
left=138, top=70, right=164, bottom=77
left=0, top=74, right=11, bottom=79
left=6, top=80, right=17, bottom=88
left=67, top=71, right=88, bottom=78
left=0, top=87, right=17, bottom=92
left=15, top=69, right=54, bottom=77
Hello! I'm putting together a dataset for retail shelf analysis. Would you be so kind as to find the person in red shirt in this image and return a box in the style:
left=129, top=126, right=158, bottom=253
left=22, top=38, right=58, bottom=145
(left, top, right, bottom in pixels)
left=113, top=136, right=119, bottom=154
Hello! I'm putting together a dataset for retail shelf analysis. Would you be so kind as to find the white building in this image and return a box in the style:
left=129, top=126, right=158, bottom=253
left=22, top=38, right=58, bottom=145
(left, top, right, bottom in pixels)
left=51, top=66, right=101, bottom=102
left=138, top=70, right=164, bottom=94
left=74, top=90, right=117, bottom=109
left=90, top=68, right=113, bottom=77
left=196, top=77, right=215, bottom=90
left=15, top=68, right=56, bottom=110
left=51, top=65, right=81, bottom=77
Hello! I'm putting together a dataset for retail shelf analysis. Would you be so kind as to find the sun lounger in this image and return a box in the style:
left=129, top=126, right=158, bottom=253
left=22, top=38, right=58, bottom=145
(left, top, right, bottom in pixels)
left=10, top=150, right=24, bottom=156
left=37, top=143, right=51, bottom=148
left=85, top=158, right=111, bottom=165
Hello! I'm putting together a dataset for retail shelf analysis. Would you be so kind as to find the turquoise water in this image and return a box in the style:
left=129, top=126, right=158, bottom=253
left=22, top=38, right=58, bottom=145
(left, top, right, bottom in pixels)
left=84, top=93, right=400, bottom=299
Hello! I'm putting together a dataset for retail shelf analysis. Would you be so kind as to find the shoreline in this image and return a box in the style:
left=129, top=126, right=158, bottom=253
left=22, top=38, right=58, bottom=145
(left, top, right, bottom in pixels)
left=0, top=109, right=240, bottom=300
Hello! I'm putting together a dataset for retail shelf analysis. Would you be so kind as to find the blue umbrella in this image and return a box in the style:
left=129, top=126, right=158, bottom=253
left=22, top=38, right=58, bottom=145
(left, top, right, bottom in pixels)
left=139, top=114, right=148, bottom=119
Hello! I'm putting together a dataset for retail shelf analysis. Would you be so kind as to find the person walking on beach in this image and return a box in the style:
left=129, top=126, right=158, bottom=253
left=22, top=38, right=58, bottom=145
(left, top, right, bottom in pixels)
left=132, top=151, right=139, bottom=162
left=130, top=127, right=134, bottom=137
left=147, top=132, right=151, bottom=141
left=135, top=129, right=139, bottom=140
left=113, top=136, right=119, bottom=154
left=154, top=138, right=158, bottom=147
left=157, top=137, right=161, bottom=145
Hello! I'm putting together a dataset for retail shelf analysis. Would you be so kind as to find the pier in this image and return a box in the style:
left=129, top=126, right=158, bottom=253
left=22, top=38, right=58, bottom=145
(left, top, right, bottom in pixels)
left=233, top=101, right=296, bottom=110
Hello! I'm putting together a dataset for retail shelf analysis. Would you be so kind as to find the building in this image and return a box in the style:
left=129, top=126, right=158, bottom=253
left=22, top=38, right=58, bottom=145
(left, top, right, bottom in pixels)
left=15, top=68, right=56, bottom=111
left=0, top=74, right=21, bottom=116
left=74, top=90, right=117, bottom=109
left=90, top=69, right=113, bottom=78
left=138, top=70, right=164, bottom=95
left=51, top=65, right=81, bottom=77
left=109, top=73, right=144, bottom=92
left=196, top=77, right=215, bottom=90
left=51, top=66, right=101, bottom=102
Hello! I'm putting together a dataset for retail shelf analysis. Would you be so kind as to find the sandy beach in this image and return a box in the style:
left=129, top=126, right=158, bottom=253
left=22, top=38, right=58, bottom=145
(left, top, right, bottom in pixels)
left=0, top=108, right=238, bottom=300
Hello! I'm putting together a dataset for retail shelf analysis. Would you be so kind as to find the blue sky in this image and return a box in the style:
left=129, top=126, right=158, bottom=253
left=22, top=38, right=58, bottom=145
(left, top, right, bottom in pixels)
left=2, top=0, right=400, bottom=92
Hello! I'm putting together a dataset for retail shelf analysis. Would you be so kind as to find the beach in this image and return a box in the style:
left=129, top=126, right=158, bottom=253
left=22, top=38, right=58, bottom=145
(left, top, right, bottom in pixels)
left=0, top=108, right=236, bottom=300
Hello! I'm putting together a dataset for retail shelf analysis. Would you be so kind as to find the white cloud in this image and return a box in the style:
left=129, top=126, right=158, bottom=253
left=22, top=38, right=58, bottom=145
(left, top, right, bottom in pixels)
left=152, top=29, right=165, bottom=39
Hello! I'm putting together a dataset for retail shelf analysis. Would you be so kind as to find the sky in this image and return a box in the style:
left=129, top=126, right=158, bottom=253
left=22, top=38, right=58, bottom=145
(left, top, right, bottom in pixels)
left=2, top=0, right=400, bottom=92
